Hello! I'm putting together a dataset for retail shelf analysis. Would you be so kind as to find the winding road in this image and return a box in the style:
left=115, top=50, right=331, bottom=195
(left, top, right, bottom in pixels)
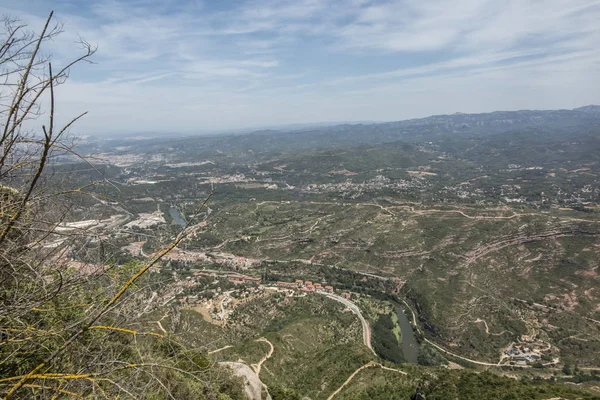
left=319, top=292, right=375, bottom=355
left=251, top=337, right=274, bottom=376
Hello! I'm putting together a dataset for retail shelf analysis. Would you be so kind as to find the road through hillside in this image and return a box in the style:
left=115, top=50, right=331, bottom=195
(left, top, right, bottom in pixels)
left=321, top=292, right=375, bottom=355
left=327, top=362, right=406, bottom=400
left=252, top=337, right=274, bottom=376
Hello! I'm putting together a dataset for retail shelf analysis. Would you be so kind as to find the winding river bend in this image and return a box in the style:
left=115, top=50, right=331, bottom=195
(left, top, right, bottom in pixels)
left=392, top=301, right=419, bottom=363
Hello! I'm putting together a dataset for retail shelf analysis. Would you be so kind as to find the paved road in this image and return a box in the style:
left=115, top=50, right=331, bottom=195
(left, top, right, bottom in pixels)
left=319, top=291, right=375, bottom=355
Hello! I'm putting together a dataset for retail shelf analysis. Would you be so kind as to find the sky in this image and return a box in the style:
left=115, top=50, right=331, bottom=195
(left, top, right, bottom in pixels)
left=2, top=0, right=600, bottom=134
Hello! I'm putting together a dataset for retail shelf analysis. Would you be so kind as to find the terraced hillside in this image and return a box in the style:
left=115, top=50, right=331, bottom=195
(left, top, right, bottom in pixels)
left=166, top=199, right=599, bottom=367
left=57, top=107, right=600, bottom=397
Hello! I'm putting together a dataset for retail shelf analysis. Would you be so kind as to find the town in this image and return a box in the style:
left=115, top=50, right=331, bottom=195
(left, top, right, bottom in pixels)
left=173, top=271, right=345, bottom=325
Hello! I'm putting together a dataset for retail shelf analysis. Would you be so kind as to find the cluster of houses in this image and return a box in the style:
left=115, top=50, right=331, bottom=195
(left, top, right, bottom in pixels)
left=227, top=274, right=261, bottom=284
left=504, top=345, right=542, bottom=364
left=191, top=271, right=337, bottom=296
left=276, top=279, right=334, bottom=293
left=224, top=273, right=336, bottom=294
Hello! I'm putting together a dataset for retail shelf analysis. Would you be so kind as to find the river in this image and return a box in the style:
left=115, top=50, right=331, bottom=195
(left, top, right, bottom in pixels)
left=168, top=206, right=187, bottom=227
left=392, top=300, right=419, bottom=363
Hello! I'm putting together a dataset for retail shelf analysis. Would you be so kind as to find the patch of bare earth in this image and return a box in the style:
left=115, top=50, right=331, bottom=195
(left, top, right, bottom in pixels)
left=561, top=291, right=579, bottom=312
left=123, top=241, right=145, bottom=256
left=576, top=266, right=598, bottom=278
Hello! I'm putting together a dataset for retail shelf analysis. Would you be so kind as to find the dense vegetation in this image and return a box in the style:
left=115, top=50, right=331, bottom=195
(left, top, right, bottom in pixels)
left=73, top=107, right=600, bottom=396
left=372, top=313, right=404, bottom=364
left=3, top=12, right=600, bottom=399
left=342, top=370, right=600, bottom=400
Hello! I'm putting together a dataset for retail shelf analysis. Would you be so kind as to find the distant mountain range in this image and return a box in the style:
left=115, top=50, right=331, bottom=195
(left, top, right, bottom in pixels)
left=93, top=105, right=600, bottom=142
left=88, top=105, right=600, bottom=157
left=212, top=105, right=600, bottom=153
left=378, top=105, right=600, bottom=130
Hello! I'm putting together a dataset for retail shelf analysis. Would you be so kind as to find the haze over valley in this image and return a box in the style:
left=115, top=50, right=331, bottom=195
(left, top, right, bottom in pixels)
left=2, top=2, right=600, bottom=399
left=52, top=106, right=600, bottom=398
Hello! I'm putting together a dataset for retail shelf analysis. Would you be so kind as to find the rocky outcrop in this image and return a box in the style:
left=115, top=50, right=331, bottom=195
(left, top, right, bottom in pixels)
left=219, top=362, right=272, bottom=400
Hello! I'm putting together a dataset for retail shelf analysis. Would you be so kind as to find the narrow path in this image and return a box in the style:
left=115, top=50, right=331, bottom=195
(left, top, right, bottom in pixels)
left=463, top=230, right=599, bottom=267
left=155, top=312, right=168, bottom=334
left=251, top=337, right=274, bottom=376
left=474, top=318, right=506, bottom=336
left=254, top=199, right=600, bottom=224
left=512, top=296, right=600, bottom=327
left=379, top=365, right=408, bottom=375
left=327, top=362, right=406, bottom=400
left=209, top=345, right=233, bottom=355
left=327, top=362, right=377, bottom=400
left=583, top=316, right=600, bottom=325
left=405, top=207, right=525, bottom=220
left=156, top=320, right=167, bottom=335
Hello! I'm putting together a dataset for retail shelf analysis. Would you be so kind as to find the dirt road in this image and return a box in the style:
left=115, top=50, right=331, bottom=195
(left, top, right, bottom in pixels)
left=209, top=345, right=233, bottom=355
left=422, top=338, right=540, bottom=368
left=327, top=362, right=406, bottom=400
left=251, top=337, right=274, bottom=376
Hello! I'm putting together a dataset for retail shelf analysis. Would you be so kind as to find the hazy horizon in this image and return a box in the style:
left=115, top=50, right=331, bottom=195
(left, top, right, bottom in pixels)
left=2, top=0, right=599, bottom=134
left=89, top=103, right=599, bottom=138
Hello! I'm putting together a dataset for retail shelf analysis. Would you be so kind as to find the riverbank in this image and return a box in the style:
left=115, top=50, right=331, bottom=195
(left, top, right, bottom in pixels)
left=392, top=300, right=419, bottom=363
